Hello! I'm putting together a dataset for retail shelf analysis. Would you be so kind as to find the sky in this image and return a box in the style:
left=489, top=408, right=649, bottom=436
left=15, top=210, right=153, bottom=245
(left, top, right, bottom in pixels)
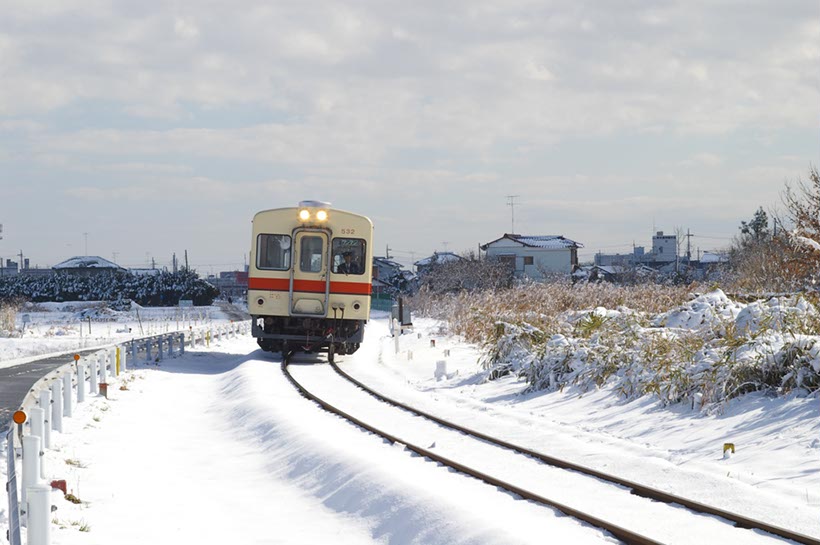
left=0, top=1, right=818, bottom=273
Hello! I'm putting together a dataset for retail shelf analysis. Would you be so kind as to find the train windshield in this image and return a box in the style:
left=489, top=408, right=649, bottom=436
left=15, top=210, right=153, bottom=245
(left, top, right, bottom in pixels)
left=299, top=236, right=325, bottom=273
left=331, top=238, right=366, bottom=275
left=257, top=234, right=291, bottom=270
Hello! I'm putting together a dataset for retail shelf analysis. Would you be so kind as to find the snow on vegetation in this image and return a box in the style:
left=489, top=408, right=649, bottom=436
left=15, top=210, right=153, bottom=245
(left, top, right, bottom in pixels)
left=413, top=283, right=820, bottom=409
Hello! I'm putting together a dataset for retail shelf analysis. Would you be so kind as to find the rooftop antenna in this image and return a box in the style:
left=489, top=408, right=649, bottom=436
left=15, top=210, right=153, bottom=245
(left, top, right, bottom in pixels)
left=506, top=195, right=520, bottom=234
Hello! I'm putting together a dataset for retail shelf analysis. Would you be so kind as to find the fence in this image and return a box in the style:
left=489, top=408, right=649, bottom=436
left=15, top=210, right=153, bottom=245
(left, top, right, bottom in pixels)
left=3, top=320, right=251, bottom=545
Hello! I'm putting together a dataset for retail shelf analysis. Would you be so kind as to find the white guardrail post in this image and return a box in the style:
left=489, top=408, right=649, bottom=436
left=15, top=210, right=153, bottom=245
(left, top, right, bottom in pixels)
left=29, top=408, right=46, bottom=480
left=77, top=364, right=86, bottom=403
left=62, top=373, right=72, bottom=419
left=90, top=356, right=99, bottom=394
left=37, top=390, right=51, bottom=449
left=100, top=351, right=108, bottom=386
left=21, top=434, right=41, bottom=510
left=50, top=381, right=63, bottom=433
left=26, top=482, right=51, bottom=545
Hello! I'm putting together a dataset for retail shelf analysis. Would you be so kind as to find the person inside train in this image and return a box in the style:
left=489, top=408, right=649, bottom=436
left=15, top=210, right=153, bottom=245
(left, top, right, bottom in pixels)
left=337, top=251, right=361, bottom=274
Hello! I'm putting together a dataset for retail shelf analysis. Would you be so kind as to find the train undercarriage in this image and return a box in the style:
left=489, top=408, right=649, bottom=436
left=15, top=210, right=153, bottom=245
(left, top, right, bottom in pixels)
left=251, top=315, right=364, bottom=362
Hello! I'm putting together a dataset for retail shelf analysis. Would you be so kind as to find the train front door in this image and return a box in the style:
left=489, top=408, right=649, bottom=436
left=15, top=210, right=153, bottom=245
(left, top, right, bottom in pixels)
left=290, top=230, right=330, bottom=316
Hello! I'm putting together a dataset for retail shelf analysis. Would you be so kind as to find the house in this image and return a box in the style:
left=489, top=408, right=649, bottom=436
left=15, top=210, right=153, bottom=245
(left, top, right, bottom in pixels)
left=211, top=270, right=249, bottom=299
left=373, top=256, right=417, bottom=294
left=413, top=252, right=465, bottom=275
left=372, top=257, right=403, bottom=282
left=52, top=256, right=126, bottom=276
left=480, top=234, right=583, bottom=279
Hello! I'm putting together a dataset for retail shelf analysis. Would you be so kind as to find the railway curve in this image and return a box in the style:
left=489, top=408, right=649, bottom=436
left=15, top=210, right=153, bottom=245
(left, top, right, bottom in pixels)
left=282, top=357, right=810, bottom=545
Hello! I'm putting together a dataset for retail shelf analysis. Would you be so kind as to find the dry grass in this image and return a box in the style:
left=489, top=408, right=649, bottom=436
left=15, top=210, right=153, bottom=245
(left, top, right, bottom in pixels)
left=410, top=281, right=695, bottom=344
left=0, top=299, right=23, bottom=335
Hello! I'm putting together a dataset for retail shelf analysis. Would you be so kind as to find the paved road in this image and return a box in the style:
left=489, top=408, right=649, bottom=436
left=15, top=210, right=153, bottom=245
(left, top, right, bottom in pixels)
left=0, top=349, right=100, bottom=428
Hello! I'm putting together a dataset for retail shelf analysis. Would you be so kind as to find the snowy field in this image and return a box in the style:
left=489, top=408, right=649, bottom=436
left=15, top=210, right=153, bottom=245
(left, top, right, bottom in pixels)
left=0, top=301, right=231, bottom=368
left=1, top=307, right=819, bottom=543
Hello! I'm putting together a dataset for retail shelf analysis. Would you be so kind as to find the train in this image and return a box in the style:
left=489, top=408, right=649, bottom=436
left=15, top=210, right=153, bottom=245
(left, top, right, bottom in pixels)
left=247, top=201, right=374, bottom=361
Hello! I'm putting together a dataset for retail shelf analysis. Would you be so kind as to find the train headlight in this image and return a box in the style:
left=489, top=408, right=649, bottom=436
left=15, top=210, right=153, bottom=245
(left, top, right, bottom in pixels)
left=316, top=210, right=328, bottom=221
left=298, top=209, right=310, bottom=221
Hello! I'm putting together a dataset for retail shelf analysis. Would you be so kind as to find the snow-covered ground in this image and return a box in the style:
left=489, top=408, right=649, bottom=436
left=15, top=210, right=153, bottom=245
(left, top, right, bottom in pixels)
left=1, top=307, right=818, bottom=544
left=0, top=302, right=229, bottom=368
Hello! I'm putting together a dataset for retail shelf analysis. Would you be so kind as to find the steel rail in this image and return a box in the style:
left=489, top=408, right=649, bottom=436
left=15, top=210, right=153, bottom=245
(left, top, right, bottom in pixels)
left=330, top=361, right=820, bottom=545
left=282, top=358, right=665, bottom=545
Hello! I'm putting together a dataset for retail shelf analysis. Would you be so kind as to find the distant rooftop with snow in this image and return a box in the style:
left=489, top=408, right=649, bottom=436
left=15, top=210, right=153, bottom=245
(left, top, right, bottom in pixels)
left=482, top=234, right=583, bottom=250
left=53, top=256, right=125, bottom=271
left=414, top=252, right=464, bottom=267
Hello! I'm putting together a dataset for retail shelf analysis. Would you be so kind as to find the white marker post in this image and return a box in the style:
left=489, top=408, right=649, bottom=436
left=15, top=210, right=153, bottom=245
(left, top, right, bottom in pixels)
left=50, top=380, right=63, bottom=433
left=38, top=390, right=51, bottom=449
left=77, top=364, right=86, bottom=403
left=28, top=408, right=46, bottom=479
left=26, top=483, right=52, bottom=545
left=62, top=373, right=72, bottom=418
left=90, top=355, right=98, bottom=394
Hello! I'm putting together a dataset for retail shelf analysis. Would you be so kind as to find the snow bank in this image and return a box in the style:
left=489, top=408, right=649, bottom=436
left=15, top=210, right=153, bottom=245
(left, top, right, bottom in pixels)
left=478, top=289, right=820, bottom=406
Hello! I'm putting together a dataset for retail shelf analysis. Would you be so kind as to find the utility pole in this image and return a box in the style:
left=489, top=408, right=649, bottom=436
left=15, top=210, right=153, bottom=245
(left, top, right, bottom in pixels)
left=112, top=251, right=119, bottom=264
left=506, top=195, right=520, bottom=234
left=442, top=241, right=449, bottom=252
left=173, top=253, right=178, bottom=273
left=184, top=250, right=189, bottom=270
left=385, top=245, right=392, bottom=259
left=686, top=229, right=693, bottom=263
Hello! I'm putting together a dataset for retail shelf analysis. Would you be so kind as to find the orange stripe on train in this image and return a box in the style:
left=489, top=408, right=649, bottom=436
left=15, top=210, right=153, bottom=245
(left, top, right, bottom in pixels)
left=248, top=277, right=371, bottom=295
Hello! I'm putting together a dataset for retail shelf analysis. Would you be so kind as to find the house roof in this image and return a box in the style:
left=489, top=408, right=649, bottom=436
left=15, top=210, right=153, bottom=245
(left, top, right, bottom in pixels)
left=481, top=233, right=583, bottom=250
left=701, top=252, right=729, bottom=264
left=373, top=256, right=403, bottom=269
left=414, top=251, right=464, bottom=267
left=53, top=256, right=125, bottom=271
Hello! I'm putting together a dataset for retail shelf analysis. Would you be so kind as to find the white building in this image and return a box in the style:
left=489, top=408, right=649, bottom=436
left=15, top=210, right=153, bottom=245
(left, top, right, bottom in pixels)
left=480, top=234, right=583, bottom=279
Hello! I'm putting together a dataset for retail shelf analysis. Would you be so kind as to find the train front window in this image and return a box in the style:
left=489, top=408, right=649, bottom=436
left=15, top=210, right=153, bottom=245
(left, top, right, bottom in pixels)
left=300, top=236, right=324, bottom=273
left=257, top=234, right=291, bottom=270
left=331, top=238, right=365, bottom=275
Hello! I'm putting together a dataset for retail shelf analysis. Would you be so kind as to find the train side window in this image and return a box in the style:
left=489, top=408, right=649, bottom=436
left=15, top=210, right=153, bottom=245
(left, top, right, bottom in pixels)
left=331, top=238, right=366, bottom=275
left=300, top=236, right=324, bottom=273
left=257, top=234, right=291, bottom=270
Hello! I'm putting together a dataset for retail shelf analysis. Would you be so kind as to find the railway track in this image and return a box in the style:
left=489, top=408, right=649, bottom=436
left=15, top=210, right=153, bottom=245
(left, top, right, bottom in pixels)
left=282, top=356, right=820, bottom=545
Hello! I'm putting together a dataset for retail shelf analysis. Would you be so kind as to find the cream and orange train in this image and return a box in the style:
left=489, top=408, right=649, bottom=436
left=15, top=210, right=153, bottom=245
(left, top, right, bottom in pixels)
left=248, top=201, right=373, bottom=361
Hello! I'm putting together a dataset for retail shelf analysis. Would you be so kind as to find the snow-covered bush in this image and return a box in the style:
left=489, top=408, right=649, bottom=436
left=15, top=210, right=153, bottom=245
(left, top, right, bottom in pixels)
left=417, top=283, right=820, bottom=407
left=0, top=270, right=219, bottom=306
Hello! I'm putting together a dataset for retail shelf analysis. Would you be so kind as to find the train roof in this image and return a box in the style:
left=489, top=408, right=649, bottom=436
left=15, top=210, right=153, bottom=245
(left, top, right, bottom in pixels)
left=252, top=204, right=372, bottom=224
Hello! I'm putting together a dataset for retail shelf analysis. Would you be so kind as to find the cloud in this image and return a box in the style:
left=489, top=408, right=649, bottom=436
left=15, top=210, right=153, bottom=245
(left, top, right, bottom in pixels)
left=0, top=1, right=817, bottom=267
left=174, top=18, right=199, bottom=40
